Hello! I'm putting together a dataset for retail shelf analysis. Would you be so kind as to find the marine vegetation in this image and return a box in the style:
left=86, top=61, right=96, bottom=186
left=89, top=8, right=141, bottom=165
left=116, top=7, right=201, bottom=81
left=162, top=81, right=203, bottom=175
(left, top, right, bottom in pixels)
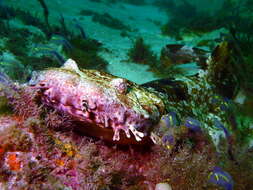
left=128, top=40, right=208, bottom=78
left=0, top=3, right=108, bottom=81
left=129, top=33, right=252, bottom=101
left=36, top=0, right=51, bottom=34
left=160, top=0, right=253, bottom=51
left=92, top=13, right=130, bottom=31
left=79, top=9, right=130, bottom=31
left=127, top=37, right=157, bottom=65
left=63, top=37, right=108, bottom=71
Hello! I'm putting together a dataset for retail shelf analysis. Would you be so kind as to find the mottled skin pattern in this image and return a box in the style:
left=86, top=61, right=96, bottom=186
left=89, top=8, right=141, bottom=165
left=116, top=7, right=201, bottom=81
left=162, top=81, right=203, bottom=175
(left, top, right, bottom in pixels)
left=30, top=59, right=166, bottom=143
left=27, top=55, right=233, bottom=148
left=147, top=62, right=234, bottom=150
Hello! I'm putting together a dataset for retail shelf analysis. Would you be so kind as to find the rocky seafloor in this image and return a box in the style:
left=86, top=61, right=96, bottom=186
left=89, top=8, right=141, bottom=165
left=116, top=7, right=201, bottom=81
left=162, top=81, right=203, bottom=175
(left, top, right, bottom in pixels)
left=0, top=96, right=252, bottom=190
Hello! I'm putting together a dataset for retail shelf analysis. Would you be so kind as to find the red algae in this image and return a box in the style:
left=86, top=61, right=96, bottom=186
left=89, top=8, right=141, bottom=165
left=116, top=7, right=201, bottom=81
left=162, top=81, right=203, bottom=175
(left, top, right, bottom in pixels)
left=0, top=113, right=252, bottom=189
left=6, top=153, right=21, bottom=172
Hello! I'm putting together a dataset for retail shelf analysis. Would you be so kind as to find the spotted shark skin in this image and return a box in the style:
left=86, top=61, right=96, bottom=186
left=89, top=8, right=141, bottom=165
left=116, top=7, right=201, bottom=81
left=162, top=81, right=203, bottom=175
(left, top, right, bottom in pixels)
left=30, top=59, right=166, bottom=143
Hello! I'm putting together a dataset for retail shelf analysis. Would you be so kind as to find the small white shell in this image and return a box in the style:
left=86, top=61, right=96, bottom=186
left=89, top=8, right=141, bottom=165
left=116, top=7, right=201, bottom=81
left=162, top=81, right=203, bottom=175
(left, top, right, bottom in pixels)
left=62, top=59, right=80, bottom=72
left=155, top=183, right=172, bottom=190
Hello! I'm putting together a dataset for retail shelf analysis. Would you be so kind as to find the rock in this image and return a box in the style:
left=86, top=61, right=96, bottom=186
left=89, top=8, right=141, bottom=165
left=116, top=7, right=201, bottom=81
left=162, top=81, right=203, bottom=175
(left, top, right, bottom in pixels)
left=160, top=44, right=209, bottom=69
left=155, top=183, right=172, bottom=190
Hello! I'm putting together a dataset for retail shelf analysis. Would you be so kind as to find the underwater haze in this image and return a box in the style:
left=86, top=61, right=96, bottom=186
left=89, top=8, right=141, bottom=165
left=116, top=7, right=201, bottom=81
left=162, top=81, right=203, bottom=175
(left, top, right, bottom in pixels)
left=0, top=0, right=253, bottom=189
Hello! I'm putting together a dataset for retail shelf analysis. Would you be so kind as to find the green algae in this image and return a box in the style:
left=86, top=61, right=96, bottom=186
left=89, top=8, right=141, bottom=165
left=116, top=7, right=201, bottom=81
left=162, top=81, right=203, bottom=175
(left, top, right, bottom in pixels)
left=64, top=37, right=108, bottom=71
left=0, top=97, right=12, bottom=116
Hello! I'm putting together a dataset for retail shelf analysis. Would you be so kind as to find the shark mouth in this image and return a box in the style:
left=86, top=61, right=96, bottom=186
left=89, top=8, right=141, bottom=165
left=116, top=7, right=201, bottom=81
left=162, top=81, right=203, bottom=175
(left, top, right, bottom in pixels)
left=41, top=89, right=149, bottom=142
